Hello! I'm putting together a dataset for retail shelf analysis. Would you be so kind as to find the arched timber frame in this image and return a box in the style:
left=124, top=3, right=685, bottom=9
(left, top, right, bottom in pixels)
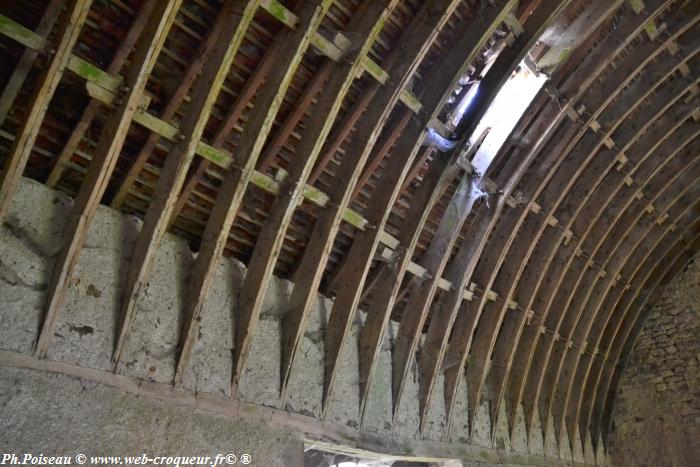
left=0, top=0, right=698, bottom=460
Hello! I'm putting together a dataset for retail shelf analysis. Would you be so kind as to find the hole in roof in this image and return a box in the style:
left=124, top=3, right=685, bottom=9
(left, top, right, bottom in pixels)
left=468, top=60, right=548, bottom=175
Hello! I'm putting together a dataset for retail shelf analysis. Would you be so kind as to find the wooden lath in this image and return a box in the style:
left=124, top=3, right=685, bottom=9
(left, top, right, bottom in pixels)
left=0, top=0, right=62, bottom=128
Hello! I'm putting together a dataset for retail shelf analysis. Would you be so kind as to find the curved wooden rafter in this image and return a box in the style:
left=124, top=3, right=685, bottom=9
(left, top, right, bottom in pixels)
left=0, top=0, right=697, bottom=459
left=34, top=0, right=184, bottom=358
left=489, top=3, right=698, bottom=446
left=436, top=0, right=682, bottom=443
left=278, top=0, right=470, bottom=408
left=579, top=141, right=700, bottom=446
left=515, top=21, right=700, bottom=448
left=564, top=162, right=700, bottom=452
left=596, top=228, right=700, bottom=450
left=537, top=70, right=700, bottom=448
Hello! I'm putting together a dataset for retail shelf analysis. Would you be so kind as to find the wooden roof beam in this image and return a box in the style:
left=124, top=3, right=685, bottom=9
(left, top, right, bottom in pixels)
left=173, top=2, right=374, bottom=392
left=514, top=19, right=700, bottom=444
left=547, top=99, right=700, bottom=449
left=0, top=0, right=62, bottom=127
left=512, top=59, right=700, bottom=448
left=488, top=0, right=684, bottom=439
left=112, top=0, right=261, bottom=364
left=44, top=0, right=159, bottom=188
left=576, top=137, right=700, bottom=450
left=33, top=0, right=182, bottom=357
left=0, top=0, right=93, bottom=221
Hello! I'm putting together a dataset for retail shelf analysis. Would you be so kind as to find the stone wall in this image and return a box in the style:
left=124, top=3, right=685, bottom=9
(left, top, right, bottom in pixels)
left=608, top=253, right=700, bottom=466
left=0, top=178, right=593, bottom=466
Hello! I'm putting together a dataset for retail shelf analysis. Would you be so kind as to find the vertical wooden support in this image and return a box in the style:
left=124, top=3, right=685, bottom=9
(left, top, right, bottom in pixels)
left=230, top=0, right=399, bottom=392
left=112, top=0, right=261, bottom=364
left=46, top=0, right=158, bottom=188
left=34, top=0, right=182, bottom=357
left=0, top=0, right=93, bottom=220
left=0, top=0, right=63, bottom=127
left=172, top=0, right=333, bottom=385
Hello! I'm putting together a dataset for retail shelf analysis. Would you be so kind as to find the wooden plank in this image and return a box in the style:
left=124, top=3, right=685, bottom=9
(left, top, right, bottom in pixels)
left=0, top=0, right=93, bottom=221
left=0, top=0, right=63, bottom=127
left=46, top=0, right=158, bottom=187
left=112, top=0, right=261, bottom=364
left=231, top=0, right=399, bottom=392
left=356, top=153, right=457, bottom=424
left=33, top=0, right=182, bottom=357
left=172, top=0, right=332, bottom=385
left=0, top=13, right=380, bottom=238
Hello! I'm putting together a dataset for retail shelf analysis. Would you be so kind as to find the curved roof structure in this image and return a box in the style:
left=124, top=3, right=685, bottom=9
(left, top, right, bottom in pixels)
left=0, top=0, right=698, bottom=460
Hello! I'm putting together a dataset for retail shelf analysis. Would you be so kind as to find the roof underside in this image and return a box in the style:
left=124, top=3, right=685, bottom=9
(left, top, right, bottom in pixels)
left=0, top=0, right=698, bottom=457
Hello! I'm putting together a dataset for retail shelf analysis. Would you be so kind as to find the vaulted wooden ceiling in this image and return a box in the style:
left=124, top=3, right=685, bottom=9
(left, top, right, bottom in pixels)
left=0, top=0, right=698, bottom=457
